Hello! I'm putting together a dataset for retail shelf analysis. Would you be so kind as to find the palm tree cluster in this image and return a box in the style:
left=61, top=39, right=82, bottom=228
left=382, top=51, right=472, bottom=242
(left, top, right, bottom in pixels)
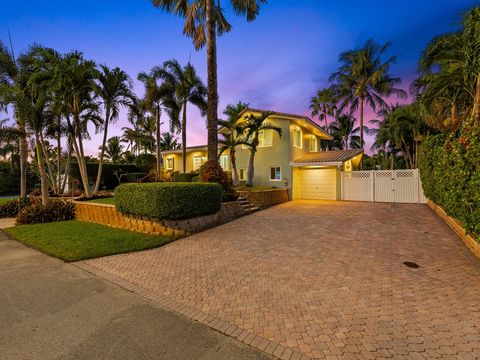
left=412, top=6, right=480, bottom=130
left=0, top=41, right=191, bottom=203
left=151, top=0, right=267, bottom=163
left=218, top=102, right=281, bottom=186
left=313, top=6, right=480, bottom=170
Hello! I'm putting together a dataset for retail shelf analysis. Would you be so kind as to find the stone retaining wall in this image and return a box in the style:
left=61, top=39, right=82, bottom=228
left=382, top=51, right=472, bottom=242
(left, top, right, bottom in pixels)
left=237, top=188, right=289, bottom=209
left=74, top=201, right=244, bottom=236
left=427, top=200, right=480, bottom=260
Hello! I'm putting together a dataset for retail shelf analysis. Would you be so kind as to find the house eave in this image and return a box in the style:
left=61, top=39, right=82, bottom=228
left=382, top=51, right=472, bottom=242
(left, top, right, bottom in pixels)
left=289, top=161, right=344, bottom=167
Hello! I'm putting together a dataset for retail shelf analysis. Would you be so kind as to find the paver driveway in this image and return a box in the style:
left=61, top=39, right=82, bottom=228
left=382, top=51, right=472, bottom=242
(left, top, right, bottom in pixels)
left=80, top=201, right=480, bottom=359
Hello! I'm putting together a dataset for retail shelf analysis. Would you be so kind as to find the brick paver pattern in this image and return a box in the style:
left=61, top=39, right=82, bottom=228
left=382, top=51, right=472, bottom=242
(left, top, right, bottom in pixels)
left=82, top=201, right=480, bottom=359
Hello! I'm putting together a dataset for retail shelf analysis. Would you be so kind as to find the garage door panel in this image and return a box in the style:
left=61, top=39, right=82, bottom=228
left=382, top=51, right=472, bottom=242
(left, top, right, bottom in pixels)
left=298, top=168, right=337, bottom=200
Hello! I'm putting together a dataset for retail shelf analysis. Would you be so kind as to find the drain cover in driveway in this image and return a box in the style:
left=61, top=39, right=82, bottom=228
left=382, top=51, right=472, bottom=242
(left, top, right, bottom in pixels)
left=403, top=261, right=420, bottom=269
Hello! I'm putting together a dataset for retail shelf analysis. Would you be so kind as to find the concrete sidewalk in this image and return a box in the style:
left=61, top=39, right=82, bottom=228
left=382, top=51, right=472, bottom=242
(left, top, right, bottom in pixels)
left=0, top=231, right=272, bottom=360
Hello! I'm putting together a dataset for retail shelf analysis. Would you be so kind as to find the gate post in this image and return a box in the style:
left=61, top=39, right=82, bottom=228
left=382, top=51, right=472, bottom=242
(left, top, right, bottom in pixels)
left=371, top=170, right=375, bottom=202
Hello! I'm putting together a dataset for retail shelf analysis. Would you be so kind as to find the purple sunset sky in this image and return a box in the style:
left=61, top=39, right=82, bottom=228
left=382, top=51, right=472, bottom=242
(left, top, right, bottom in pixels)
left=1, top=0, right=475, bottom=154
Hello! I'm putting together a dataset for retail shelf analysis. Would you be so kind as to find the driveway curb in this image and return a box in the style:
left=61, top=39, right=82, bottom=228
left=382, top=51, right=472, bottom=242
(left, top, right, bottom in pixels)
left=74, top=261, right=309, bottom=360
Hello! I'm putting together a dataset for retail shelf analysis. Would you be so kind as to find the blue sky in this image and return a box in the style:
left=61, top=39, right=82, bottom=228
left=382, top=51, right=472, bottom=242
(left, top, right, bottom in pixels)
left=0, top=0, right=476, bottom=153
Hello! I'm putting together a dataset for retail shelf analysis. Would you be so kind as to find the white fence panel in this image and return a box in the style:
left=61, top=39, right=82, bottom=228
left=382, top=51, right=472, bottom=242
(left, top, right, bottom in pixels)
left=394, top=170, right=418, bottom=203
left=342, top=171, right=373, bottom=201
left=342, top=169, right=427, bottom=204
left=374, top=170, right=395, bottom=203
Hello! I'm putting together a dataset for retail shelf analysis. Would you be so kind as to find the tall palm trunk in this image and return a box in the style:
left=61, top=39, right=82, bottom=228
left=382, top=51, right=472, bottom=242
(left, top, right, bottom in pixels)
left=359, top=95, right=365, bottom=170
left=247, top=150, right=256, bottom=186
left=182, top=102, right=187, bottom=173
left=206, top=0, right=218, bottom=162
left=472, top=74, right=480, bottom=123
left=230, top=149, right=239, bottom=186
left=155, top=105, right=161, bottom=181
left=39, top=131, right=57, bottom=194
left=94, top=107, right=111, bottom=194
left=57, top=131, right=62, bottom=195
left=61, top=139, right=72, bottom=193
left=359, top=96, right=365, bottom=147
left=67, top=109, right=91, bottom=197
left=19, top=121, right=28, bottom=198
left=34, top=133, right=49, bottom=205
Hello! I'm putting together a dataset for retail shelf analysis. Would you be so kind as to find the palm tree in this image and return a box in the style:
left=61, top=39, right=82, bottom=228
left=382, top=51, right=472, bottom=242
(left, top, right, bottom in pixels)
left=154, top=59, right=207, bottom=172
left=160, top=132, right=181, bottom=151
left=54, top=51, right=99, bottom=197
left=328, top=114, right=362, bottom=150
left=330, top=39, right=407, bottom=154
left=101, top=136, right=124, bottom=164
left=93, top=65, right=134, bottom=194
left=150, top=0, right=266, bottom=163
left=369, top=104, right=430, bottom=169
left=414, top=6, right=480, bottom=127
left=310, top=87, right=337, bottom=127
left=218, top=101, right=248, bottom=186
left=137, top=70, right=177, bottom=180
left=242, top=112, right=282, bottom=186
left=0, top=40, right=28, bottom=198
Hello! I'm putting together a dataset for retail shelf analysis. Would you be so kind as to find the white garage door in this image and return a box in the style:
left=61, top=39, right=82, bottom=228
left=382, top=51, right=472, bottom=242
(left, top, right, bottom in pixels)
left=299, top=168, right=337, bottom=200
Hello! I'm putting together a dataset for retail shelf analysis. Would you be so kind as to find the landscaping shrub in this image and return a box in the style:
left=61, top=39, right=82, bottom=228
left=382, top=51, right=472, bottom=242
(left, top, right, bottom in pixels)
left=191, top=175, right=200, bottom=182
left=0, top=197, right=31, bottom=218
left=70, top=163, right=139, bottom=190
left=199, top=160, right=233, bottom=192
left=419, top=118, right=480, bottom=240
left=115, top=182, right=223, bottom=220
left=124, top=172, right=149, bottom=183
left=134, top=154, right=157, bottom=173
left=16, top=200, right=76, bottom=224
left=173, top=173, right=197, bottom=182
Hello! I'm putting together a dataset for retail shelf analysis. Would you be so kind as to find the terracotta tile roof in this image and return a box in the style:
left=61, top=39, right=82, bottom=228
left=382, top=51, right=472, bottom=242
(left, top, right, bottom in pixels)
left=293, top=149, right=363, bottom=164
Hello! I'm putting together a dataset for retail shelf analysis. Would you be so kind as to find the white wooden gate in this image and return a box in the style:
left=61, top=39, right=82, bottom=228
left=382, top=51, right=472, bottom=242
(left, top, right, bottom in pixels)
left=342, top=169, right=427, bottom=204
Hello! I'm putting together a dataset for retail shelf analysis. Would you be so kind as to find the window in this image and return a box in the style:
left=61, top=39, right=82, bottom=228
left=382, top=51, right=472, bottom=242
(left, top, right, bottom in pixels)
left=310, top=136, right=318, bottom=152
left=293, top=127, right=302, bottom=148
left=239, top=168, right=247, bottom=181
left=193, top=156, right=206, bottom=171
left=258, top=129, right=273, bottom=147
left=166, top=158, right=174, bottom=171
left=219, top=155, right=229, bottom=170
left=270, top=166, right=281, bottom=181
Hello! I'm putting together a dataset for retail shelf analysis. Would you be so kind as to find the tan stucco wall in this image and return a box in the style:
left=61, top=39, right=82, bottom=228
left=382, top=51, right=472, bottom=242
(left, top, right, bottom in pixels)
left=163, top=113, right=328, bottom=197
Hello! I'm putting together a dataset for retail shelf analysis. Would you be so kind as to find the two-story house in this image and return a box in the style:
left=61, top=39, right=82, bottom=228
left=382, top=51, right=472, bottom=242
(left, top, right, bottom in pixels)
left=161, top=108, right=363, bottom=200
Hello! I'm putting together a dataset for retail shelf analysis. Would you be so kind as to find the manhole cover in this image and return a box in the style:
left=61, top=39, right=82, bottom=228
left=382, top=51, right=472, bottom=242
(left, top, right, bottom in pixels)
left=403, top=261, right=420, bottom=269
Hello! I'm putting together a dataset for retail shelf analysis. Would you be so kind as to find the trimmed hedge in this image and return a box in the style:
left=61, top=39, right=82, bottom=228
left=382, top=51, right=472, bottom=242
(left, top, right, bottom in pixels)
left=419, top=119, right=480, bottom=240
left=173, top=173, right=197, bottom=182
left=115, top=182, right=223, bottom=220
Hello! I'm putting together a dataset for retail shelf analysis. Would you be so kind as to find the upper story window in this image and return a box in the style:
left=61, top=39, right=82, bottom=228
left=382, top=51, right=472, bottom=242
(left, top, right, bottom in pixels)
left=310, top=136, right=318, bottom=152
left=193, top=156, right=206, bottom=171
left=219, top=155, right=229, bottom=170
left=166, top=158, right=174, bottom=171
left=293, top=127, right=302, bottom=148
left=258, top=129, right=273, bottom=147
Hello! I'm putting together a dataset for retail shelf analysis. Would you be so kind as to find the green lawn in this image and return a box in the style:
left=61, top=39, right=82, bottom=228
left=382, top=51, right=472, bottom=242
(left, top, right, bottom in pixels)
left=5, top=220, right=178, bottom=262
left=85, top=197, right=115, bottom=205
left=0, top=196, right=18, bottom=205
